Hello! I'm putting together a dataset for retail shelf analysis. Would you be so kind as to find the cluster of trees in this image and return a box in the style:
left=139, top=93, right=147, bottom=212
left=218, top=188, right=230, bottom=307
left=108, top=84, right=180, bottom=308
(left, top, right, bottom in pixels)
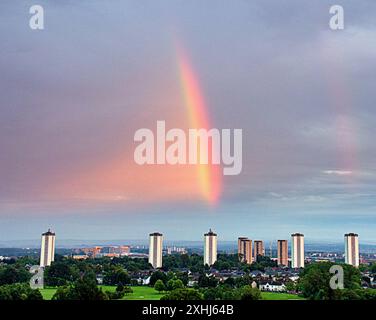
left=151, top=269, right=262, bottom=301
left=44, top=260, right=81, bottom=286
left=200, top=285, right=261, bottom=300
left=161, top=253, right=277, bottom=272
left=359, top=262, right=376, bottom=274
left=104, top=256, right=151, bottom=272
left=0, top=252, right=283, bottom=290
left=196, top=272, right=261, bottom=300
left=212, top=254, right=277, bottom=272
left=0, top=259, right=44, bottom=300
left=195, top=272, right=257, bottom=290
left=159, top=285, right=261, bottom=301
left=0, top=283, right=42, bottom=300
left=162, top=254, right=205, bottom=272
left=0, top=255, right=139, bottom=300
left=52, top=271, right=133, bottom=300
left=103, top=265, right=131, bottom=286
left=150, top=270, right=188, bottom=289
left=0, top=265, right=31, bottom=286
left=44, top=255, right=145, bottom=287
left=298, top=262, right=376, bottom=300
left=160, top=288, right=203, bottom=300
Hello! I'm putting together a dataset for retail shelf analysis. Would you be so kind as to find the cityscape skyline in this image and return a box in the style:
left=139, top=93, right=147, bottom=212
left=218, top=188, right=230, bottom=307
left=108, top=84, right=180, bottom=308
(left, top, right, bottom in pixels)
left=2, top=226, right=376, bottom=245
left=36, top=228, right=362, bottom=269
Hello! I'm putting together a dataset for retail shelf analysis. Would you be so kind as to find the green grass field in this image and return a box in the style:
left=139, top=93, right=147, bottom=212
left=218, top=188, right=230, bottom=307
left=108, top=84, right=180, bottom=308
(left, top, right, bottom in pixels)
left=40, top=288, right=57, bottom=300
left=261, top=292, right=305, bottom=300
left=41, top=286, right=304, bottom=300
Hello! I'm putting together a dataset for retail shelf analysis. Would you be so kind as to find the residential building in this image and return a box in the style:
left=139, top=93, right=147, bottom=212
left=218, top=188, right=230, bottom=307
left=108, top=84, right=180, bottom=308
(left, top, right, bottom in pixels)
left=204, top=229, right=217, bottom=266
left=238, top=237, right=252, bottom=264
left=40, top=229, right=55, bottom=267
left=277, top=240, right=288, bottom=266
left=345, top=233, right=359, bottom=267
left=254, top=240, right=264, bottom=260
left=149, top=232, right=163, bottom=268
left=291, top=233, right=305, bottom=268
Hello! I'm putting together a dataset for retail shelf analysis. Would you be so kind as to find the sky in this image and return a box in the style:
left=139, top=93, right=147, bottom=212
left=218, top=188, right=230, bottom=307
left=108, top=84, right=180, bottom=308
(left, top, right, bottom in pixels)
left=0, top=0, right=376, bottom=242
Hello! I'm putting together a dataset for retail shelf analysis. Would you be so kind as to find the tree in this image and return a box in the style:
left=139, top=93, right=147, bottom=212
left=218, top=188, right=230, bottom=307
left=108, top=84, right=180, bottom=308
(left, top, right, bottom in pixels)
left=103, top=266, right=131, bottom=286
left=224, top=277, right=236, bottom=288
left=44, top=261, right=79, bottom=286
left=198, top=273, right=218, bottom=288
left=299, top=262, right=361, bottom=300
left=123, top=286, right=133, bottom=295
left=202, top=285, right=261, bottom=300
left=150, top=271, right=167, bottom=286
left=52, top=272, right=108, bottom=300
left=203, top=287, right=220, bottom=300
left=175, top=272, right=189, bottom=286
left=285, top=281, right=296, bottom=292
left=167, top=278, right=184, bottom=291
left=234, top=275, right=251, bottom=288
left=106, top=284, right=127, bottom=300
left=0, top=265, right=30, bottom=285
left=238, top=286, right=261, bottom=300
left=154, top=279, right=166, bottom=293
left=0, top=283, right=43, bottom=300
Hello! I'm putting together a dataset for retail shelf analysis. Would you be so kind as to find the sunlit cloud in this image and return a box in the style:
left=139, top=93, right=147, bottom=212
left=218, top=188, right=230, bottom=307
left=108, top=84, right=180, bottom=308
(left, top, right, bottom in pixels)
left=323, top=170, right=353, bottom=176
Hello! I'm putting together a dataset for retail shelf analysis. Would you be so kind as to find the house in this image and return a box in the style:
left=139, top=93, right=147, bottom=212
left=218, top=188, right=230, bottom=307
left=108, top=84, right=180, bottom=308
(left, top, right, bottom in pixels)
left=187, top=280, right=198, bottom=287
left=96, top=274, right=103, bottom=285
left=259, top=281, right=286, bottom=292
left=136, top=276, right=150, bottom=285
left=371, top=278, right=376, bottom=289
left=289, top=275, right=299, bottom=282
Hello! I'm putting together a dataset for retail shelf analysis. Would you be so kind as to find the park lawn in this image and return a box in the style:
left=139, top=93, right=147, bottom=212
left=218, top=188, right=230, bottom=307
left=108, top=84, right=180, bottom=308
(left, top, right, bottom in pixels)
left=40, top=286, right=163, bottom=300
left=41, top=286, right=305, bottom=301
left=261, top=292, right=305, bottom=300
left=40, top=287, right=57, bottom=300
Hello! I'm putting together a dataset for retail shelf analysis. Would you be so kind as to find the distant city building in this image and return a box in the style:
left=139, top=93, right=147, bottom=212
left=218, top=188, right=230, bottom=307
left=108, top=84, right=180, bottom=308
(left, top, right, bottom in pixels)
left=118, top=245, right=131, bottom=255
left=254, top=240, right=264, bottom=259
left=80, top=246, right=102, bottom=258
left=238, top=237, right=252, bottom=264
left=277, top=240, right=288, bottom=266
left=345, top=233, right=359, bottom=267
left=76, top=245, right=130, bottom=258
left=149, top=232, right=163, bottom=268
left=204, top=229, right=217, bottom=266
left=291, top=233, right=305, bottom=268
left=72, top=254, right=89, bottom=260
left=167, top=246, right=187, bottom=255
left=99, top=245, right=131, bottom=257
left=40, top=229, right=55, bottom=267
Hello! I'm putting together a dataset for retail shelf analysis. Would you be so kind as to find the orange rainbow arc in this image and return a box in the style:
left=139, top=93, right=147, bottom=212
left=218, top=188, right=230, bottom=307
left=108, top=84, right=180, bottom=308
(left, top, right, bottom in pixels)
left=176, top=44, right=222, bottom=205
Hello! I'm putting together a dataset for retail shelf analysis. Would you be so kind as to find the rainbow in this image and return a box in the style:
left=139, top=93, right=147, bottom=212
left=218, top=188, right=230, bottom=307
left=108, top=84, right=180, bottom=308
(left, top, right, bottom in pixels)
left=321, top=44, right=359, bottom=183
left=176, top=44, right=222, bottom=205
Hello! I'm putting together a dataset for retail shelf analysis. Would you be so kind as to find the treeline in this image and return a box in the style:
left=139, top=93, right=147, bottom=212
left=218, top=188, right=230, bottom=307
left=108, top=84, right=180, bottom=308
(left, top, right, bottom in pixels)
left=162, top=253, right=277, bottom=272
